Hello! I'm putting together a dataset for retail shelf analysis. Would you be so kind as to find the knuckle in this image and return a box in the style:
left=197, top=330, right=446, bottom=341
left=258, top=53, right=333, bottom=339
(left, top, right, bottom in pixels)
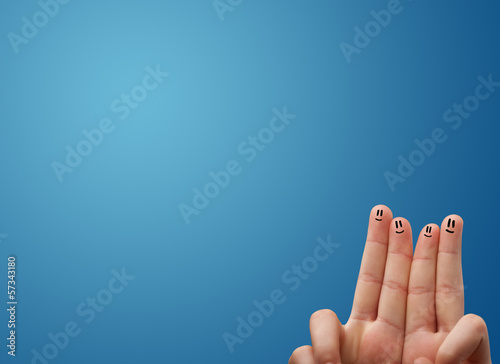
left=436, top=283, right=463, bottom=301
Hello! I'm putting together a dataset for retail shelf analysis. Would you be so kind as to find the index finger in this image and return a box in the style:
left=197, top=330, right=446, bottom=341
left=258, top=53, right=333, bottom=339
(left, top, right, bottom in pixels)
left=350, top=205, right=392, bottom=322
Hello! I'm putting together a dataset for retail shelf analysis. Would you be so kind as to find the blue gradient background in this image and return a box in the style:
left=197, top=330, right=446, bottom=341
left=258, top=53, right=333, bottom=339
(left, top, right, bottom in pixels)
left=0, top=1, right=499, bottom=363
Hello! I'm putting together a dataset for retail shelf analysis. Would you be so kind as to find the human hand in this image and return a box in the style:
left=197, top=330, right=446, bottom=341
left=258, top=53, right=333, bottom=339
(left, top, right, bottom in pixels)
left=403, top=214, right=491, bottom=364
left=288, top=205, right=492, bottom=364
left=289, top=205, right=412, bottom=363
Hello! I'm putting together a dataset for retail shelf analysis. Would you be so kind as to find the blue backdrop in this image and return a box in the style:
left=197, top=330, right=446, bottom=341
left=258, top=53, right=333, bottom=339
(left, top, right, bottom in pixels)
left=0, top=1, right=498, bottom=363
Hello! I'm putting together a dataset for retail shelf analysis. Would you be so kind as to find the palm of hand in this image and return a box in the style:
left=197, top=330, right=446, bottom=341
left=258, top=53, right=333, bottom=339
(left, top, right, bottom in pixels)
left=343, top=320, right=405, bottom=363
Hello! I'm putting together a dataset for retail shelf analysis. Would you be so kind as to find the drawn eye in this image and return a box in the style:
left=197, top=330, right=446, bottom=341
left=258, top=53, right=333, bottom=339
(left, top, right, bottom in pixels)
left=395, top=220, right=404, bottom=234
left=446, top=218, right=455, bottom=233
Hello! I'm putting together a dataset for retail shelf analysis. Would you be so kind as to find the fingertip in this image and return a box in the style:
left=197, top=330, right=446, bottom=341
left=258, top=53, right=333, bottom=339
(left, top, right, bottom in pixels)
left=423, top=222, right=440, bottom=231
left=289, top=345, right=314, bottom=364
left=391, top=217, right=412, bottom=236
left=419, top=223, right=440, bottom=240
left=366, top=205, right=394, bottom=243
left=309, top=309, right=338, bottom=324
left=462, top=313, right=488, bottom=335
left=441, top=214, right=463, bottom=235
left=450, top=214, right=464, bottom=225
left=371, top=204, right=393, bottom=222
left=309, top=309, right=343, bottom=364
left=309, top=309, right=343, bottom=337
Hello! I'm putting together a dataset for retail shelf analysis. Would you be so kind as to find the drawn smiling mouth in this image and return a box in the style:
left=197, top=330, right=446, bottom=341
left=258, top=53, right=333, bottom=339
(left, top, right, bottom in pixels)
left=446, top=229, right=454, bottom=233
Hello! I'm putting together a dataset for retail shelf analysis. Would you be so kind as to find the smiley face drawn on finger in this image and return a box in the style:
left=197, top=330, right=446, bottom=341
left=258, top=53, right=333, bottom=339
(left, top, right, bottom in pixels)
left=395, top=220, right=404, bottom=234
left=375, top=209, right=384, bottom=221
left=424, top=225, right=432, bottom=238
left=446, top=218, right=456, bottom=233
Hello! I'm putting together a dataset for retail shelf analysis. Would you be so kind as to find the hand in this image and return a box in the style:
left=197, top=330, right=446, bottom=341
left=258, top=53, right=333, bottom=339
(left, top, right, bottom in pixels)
left=289, top=205, right=412, bottom=363
left=288, top=205, right=492, bottom=364
left=403, top=214, right=491, bottom=364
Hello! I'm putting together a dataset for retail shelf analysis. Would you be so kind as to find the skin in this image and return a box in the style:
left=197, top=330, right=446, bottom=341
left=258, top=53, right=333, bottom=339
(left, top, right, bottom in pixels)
left=289, top=205, right=491, bottom=364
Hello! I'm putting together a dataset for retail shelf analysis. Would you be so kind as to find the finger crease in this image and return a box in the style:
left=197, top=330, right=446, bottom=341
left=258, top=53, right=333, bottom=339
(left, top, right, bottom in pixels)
left=350, top=315, right=375, bottom=323
left=383, top=279, right=408, bottom=294
left=411, top=256, right=434, bottom=262
left=358, top=272, right=383, bottom=285
left=377, top=316, right=404, bottom=331
left=366, top=239, right=388, bottom=248
left=405, top=324, right=431, bottom=336
left=436, top=285, right=462, bottom=295
left=388, top=250, right=413, bottom=261
left=408, top=286, right=435, bottom=296
left=437, top=250, right=460, bottom=256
